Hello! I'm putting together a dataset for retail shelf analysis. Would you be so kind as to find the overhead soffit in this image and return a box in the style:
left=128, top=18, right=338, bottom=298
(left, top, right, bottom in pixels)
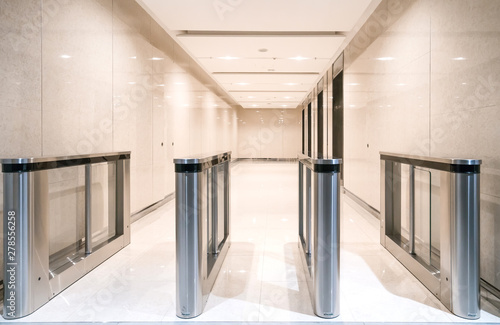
left=138, top=0, right=376, bottom=109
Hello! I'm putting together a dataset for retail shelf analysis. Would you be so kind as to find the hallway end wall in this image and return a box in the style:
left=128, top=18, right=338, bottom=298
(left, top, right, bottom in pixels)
left=237, top=108, right=301, bottom=159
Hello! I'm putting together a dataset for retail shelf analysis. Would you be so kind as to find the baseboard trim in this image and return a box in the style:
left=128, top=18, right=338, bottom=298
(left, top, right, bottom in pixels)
left=343, top=188, right=380, bottom=219
left=131, top=192, right=175, bottom=223
left=481, top=279, right=500, bottom=302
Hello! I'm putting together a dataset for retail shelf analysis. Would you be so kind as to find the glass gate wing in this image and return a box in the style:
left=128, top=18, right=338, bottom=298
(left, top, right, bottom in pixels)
left=1, top=152, right=131, bottom=319
left=380, top=152, right=481, bottom=319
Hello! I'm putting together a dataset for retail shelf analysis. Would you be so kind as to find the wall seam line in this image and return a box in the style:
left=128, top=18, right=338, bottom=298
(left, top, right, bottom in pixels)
left=40, top=0, right=44, bottom=157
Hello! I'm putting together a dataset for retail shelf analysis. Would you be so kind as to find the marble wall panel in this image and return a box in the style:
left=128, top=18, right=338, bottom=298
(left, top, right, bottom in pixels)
left=0, top=0, right=42, bottom=112
left=42, top=0, right=113, bottom=156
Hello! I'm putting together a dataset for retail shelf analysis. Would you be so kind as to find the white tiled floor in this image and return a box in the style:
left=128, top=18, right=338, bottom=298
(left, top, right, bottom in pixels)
left=6, top=161, right=500, bottom=324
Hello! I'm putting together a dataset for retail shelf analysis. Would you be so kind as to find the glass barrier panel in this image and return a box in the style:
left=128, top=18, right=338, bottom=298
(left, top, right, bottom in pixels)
left=400, top=163, right=410, bottom=245
left=48, top=165, right=86, bottom=276
left=90, top=162, right=117, bottom=248
left=430, top=170, right=441, bottom=271
left=216, top=163, right=225, bottom=249
left=414, top=168, right=431, bottom=266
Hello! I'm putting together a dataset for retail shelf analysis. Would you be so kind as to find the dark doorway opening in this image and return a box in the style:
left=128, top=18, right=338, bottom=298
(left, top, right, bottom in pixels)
left=317, top=91, right=324, bottom=157
left=332, top=71, right=343, bottom=180
left=307, top=102, right=312, bottom=157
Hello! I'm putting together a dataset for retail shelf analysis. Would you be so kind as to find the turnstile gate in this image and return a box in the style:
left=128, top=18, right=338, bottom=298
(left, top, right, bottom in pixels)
left=174, top=151, right=231, bottom=318
left=380, top=152, right=481, bottom=319
left=1, top=152, right=131, bottom=319
left=298, top=154, right=341, bottom=318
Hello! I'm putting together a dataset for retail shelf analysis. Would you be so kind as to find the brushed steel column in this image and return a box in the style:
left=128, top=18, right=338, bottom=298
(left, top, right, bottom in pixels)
left=176, top=171, right=204, bottom=318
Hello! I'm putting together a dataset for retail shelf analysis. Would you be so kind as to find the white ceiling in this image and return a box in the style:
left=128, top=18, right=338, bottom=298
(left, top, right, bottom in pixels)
left=138, top=0, right=376, bottom=109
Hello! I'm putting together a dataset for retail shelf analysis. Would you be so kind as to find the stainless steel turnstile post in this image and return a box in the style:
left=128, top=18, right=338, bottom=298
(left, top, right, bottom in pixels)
left=174, top=151, right=231, bottom=318
left=1, top=152, right=131, bottom=319
left=298, top=154, right=341, bottom=318
left=380, top=152, right=481, bottom=319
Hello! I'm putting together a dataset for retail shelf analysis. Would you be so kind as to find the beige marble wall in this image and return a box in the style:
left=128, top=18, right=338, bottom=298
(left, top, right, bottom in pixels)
left=110, top=0, right=239, bottom=212
left=112, top=0, right=153, bottom=212
left=0, top=0, right=239, bottom=259
left=344, top=0, right=430, bottom=210
left=237, top=108, right=301, bottom=159
left=429, top=0, right=500, bottom=292
left=43, top=0, right=113, bottom=156
left=343, top=0, right=500, bottom=291
left=0, top=0, right=42, bottom=157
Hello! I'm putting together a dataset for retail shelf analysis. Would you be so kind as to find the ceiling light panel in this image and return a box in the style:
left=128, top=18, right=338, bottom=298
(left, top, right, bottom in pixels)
left=241, top=102, right=298, bottom=109
left=139, top=0, right=373, bottom=32
left=177, top=36, right=344, bottom=59
left=230, top=91, right=306, bottom=102
left=212, top=73, right=318, bottom=84
left=224, top=83, right=311, bottom=92
left=198, top=58, right=331, bottom=73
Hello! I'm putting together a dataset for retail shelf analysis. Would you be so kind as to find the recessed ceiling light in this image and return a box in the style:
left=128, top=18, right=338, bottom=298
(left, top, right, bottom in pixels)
left=375, top=57, right=395, bottom=61
left=281, top=105, right=288, bottom=107
left=128, top=82, right=136, bottom=85
left=129, top=56, right=136, bottom=59
left=289, top=56, right=309, bottom=61
left=217, top=56, right=239, bottom=60
left=60, top=54, right=71, bottom=59
left=248, top=96, right=256, bottom=99
left=283, top=96, right=292, bottom=99
left=452, top=57, right=467, bottom=61
left=255, top=110, right=260, bottom=112
left=157, top=84, right=165, bottom=87
left=150, top=57, right=164, bottom=61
